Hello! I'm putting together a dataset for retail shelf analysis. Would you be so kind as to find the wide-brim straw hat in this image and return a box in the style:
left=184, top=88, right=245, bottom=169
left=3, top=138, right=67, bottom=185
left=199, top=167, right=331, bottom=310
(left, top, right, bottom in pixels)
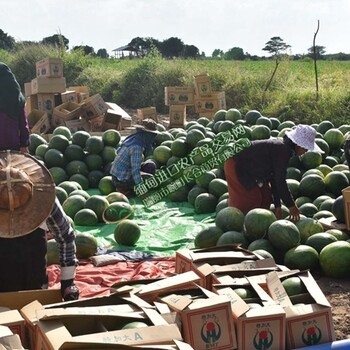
left=286, top=124, right=324, bottom=153
left=135, top=119, right=160, bottom=134
left=0, top=150, right=56, bottom=238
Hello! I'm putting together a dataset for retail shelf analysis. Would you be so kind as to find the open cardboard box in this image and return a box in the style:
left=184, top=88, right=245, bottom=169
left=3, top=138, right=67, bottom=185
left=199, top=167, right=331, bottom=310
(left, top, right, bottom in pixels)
left=266, top=270, right=335, bottom=349
left=158, top=285, right=237, bottom=350
left=175, top=245, right=261, bottom=288
left=81, top=94, right=108, bottom=120
left=134, top=271, right=201, bottom=303
left=164, top=86, right=195, bottom=106
left=51, top=101, right=82, bottom=128
left=35, top=306, right=182, bottom=350
left=214, top=276, right=286, bottom=350
left=27, top=109, right=50, bottom=135
left=0, top=325, right=25, bottom=350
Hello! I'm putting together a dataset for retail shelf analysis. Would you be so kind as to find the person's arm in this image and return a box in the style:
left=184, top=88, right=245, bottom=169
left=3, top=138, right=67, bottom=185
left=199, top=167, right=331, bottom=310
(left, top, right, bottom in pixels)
left=130, top=146, right=143, bottom=185
left=46, top=197, right=79, bottom=300
left=18, top=109, right=30, bottom=153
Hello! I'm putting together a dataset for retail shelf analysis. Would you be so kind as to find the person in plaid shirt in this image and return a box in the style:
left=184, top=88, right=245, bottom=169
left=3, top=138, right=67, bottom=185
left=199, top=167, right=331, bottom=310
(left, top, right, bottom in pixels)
left=110, top=119, right=159, bottom=196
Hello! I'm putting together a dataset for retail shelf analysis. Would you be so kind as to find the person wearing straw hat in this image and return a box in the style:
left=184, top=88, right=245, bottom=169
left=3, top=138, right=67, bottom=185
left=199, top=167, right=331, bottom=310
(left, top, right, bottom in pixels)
left=0, top=150, right=79, bottom=300
left=110, top=119, right=159, bottom=196
left=224, top=124, right=323, bottom=221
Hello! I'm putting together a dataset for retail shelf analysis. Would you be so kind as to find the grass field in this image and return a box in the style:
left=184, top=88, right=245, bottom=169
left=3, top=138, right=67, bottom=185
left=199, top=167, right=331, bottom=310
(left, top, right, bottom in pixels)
left=2, top=45, right=350, bottom=126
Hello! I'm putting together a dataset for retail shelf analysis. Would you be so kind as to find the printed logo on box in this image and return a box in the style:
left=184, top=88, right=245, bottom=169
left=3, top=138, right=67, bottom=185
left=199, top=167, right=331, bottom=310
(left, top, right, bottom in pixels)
left=200, top=314, right=223, bottom=347
left=300, top=322, right=322, bottom=347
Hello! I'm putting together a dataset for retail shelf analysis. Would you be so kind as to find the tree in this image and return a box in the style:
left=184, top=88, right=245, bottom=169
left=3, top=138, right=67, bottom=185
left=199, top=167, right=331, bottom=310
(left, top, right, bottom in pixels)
left=96, top=48, right=109, bottom=58
left=262, top=36, right=291, bottom=57
left=224, top=47, right=245, bottom=60
left=159, top=37, right=184, bottom=58
left=183, top=44, right=200, bottom=58
left=42, top=34, right=69, bottom=50
left=72, top=45, right=95, bottom=56
left=307, top=45, right=326, bottom=60
left=262, top=36, right=291, bottom=95
left=128, top=37, right=161, bottom=56
left=212, top=49, right=224, bottom=59
left=0, top=29, right=15, bottom=51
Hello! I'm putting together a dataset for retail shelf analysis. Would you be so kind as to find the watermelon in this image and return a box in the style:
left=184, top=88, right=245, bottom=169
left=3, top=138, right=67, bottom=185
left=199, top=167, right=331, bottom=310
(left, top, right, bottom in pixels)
left=253, top=249, right=274, bottom=259
left=85, top=136, right=104, bottom=154
left=69, top=174, right=90, bottom=190
left=55, top=186, right=68, bottom=204
left=251, top=125, right=271, bottom=140
left=324, top=128, right=345, bottom=151
left=62, top=194, right=87, bottom=219
left=267, top=220, right=300, bottom=251
left=247, top=239, right=277, bottom=257
left=84, top=195, right=110, bottom=222
left=305, top=232, right=338, bottom=253
left=244, top=208, right=276, bottom=241
left=194, top=226, right=223, bottom=248
left=326, top=228, right=350, bottom=241
left=298, top=203, right=319, bottom=218
left=294, top=217, right=323, bottom=243
left=300, top=151, right=323, bottom=170
left=324, top=171, right=349, bottom=197
left=122, top=322, right=148, bottom=330
left=106, top=191, right=130, bottom=204
left=225, top=108, right=242, bottom=122
left=48, top=134, right=70, bottom=152
left=216, top=198, right=228, bottom=213
left=102, top=129, right=121, bottom=147
left=282, top=277, right=307, bottom=296
left=332, top=195, right=345, bottom=223
left=208, top=178, right=228, bottom=199
left=65, top=160, right=89, bottom=177
left=69, top=189, right=90, bottom=200
left=215, top=207, right=245, bottom=232
left=44, top=148, right=65, bottom=168
left=58, top=180, right=82, bottom=194
left=85, top=154, right=103, bottom=171
left=187, top=186, right=207, bottom=206
left=75, top=232, right=98, bottom=259
left=71, top=130, right=91, bottom=148
left=319, top=241, right=350, bottom=278
left=47, top=239, right=60, bottom=265
left=53, top=126, right=72, bottom=140
left=114, top=219, right=141, bottom=246
left=74, top=208, right=98, bottom=226
left=103, top=202, right=134, bottom=223
left=171, top=138, right=190, bottom=157
left=316, top=120, right=334, bottom=135
left=64, top=144, right=85, bottom=161
left=284, top=245, right=319, bottom=271
left=87, top=170, right=105, bottom=188
left=98, top=176, right=115, bottom=195
left=299, top=174, right=325, bottom=199
left=28, top=133, right=48, bottom=154
left=216, top=231, right=249, bottom=248
left=245, top=110, right=262, bottom=126
left=194, top=193, right=218, bottom=214
left=49, top=166, right=68, bottom=185
left=168, top=186, right=190, bottom=202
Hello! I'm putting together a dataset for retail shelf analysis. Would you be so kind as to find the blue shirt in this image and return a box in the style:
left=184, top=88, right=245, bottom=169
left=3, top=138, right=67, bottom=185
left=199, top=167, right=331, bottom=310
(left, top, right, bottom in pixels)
left=110, top=144, right=144, bottom=184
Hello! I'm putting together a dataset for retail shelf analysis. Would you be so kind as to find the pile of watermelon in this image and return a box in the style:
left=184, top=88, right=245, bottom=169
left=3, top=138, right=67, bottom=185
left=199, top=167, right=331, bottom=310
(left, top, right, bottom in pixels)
left=33, top=108, right=350, bottom=276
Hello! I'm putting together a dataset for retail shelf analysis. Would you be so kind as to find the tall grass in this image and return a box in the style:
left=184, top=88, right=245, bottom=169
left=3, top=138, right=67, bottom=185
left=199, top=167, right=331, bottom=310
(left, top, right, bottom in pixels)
left=2, top=45, right=350, bottom=126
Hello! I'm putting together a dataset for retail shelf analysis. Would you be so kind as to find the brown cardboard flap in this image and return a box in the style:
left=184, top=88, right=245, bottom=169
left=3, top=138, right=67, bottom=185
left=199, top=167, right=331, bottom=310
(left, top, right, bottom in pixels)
left=0, top=334, right=24, bottom=350
left=266, top=271, right=294, bottom=308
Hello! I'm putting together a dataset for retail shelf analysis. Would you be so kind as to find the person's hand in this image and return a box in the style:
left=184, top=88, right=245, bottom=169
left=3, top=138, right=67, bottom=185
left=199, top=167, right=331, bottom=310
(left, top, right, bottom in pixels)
left=288, top=206, right=300, bottom=222
left=61, top=279, right=79, bottom=301
left=275, top=207, right=283, bottom=219
left=20, top=146, right=28, bottom=153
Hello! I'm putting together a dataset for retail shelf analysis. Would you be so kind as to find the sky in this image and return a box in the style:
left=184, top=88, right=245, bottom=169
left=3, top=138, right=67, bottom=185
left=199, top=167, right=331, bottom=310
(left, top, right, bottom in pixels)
left=1, top=0, right=350, bottom=57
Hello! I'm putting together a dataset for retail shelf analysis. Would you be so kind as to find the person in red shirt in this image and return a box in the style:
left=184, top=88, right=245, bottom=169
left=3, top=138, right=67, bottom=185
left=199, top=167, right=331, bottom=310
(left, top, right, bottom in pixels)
left=224, top=124, right=323, bottom=221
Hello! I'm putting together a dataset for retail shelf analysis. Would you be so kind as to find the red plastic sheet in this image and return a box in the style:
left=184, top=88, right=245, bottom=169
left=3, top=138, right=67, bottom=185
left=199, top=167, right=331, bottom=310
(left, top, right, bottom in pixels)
left=48, top=257, right=176, bottom=299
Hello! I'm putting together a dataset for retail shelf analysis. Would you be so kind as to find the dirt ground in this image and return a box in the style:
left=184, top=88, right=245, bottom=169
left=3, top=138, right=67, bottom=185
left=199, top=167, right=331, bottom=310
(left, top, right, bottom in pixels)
left=314, top=275, right=350, bottom=340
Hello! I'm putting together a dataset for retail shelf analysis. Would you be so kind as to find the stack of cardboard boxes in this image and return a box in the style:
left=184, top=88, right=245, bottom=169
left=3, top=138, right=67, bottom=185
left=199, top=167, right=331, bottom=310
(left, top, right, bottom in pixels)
left=164, top=73, right=226, bottom=129
left=193, top=73, right=226, bottom=120
left=26, top=58, right=132, bottom=135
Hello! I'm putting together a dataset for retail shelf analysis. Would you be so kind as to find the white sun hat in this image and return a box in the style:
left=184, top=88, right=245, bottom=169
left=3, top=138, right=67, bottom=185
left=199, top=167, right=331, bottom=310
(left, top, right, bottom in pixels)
left=286, top=124, right=324, bottom=153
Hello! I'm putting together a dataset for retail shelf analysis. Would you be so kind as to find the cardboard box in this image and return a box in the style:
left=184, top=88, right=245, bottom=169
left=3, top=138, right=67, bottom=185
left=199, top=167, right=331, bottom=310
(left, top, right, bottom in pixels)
left=194, top=91, right=226, bottom=114
left=193, top=74, right=212, bottom=97
left=267, top=270, right=335, bottom=349
left=52, top=102, right=82, bottom=128
left=105, top=102, right=131, bottom=131
left=31, top=77, right=66, bottom=94
left=0, top=326, right=25, bottom=350
left=135, top=271, right=201, bottom=303
left=215, top=283, right=286, bottom=350
left=22, top=293, right=152, bottom=350
left=0, top=310, right=25, bottom=345
left=88, top=115, right=104, bottom=132
left=81, top=94, right=108, bottom=120
left=35, top=308, right=182, bottom=350
left=158, top=286, right=237, bottom=350
left=24, top=82, right=32, bottom=97
left=137, top=107, right=158, bottom=122
left=65, top=118, right=90, bottom=133
left=175, top=246, right=258, bottom=288
left=37, top=93, right=58, bottom=117
left=169, top=105, right=186, bottom=128
left=342, top=186, right=350, bottom=230
left=66, top=86, right=89, bottom=103
left=60, top=91, right=78, bottom=104
left=164, top=87, right=195, bottom=106
left=318, top=216, right=347, bottom=231
left=27, top=109, right=51, bottom=135
left=36, top=58, right=64, bottom=78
